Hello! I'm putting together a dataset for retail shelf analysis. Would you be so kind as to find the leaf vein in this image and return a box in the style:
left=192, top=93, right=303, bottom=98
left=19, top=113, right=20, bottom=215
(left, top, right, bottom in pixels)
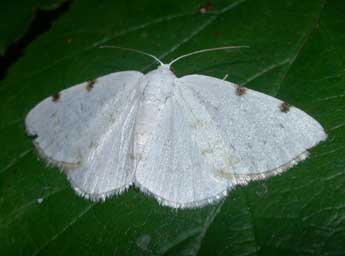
left=274, top=0, right=327, bottom=96
left=31, top=204, right=95, bottom=256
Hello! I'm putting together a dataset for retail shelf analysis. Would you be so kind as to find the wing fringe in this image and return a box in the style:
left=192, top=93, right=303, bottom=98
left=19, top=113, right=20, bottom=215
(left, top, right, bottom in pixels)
left=217, top=151, right=310, bottom=185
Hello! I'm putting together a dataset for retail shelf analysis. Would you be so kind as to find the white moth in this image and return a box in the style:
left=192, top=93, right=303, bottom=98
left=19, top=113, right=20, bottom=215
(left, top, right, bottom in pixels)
left=25, top=46, right=327, bottom=209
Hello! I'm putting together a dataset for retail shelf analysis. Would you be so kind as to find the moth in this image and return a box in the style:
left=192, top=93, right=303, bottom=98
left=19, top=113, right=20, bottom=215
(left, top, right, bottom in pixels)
left=25, top=46, right=327, bottom=208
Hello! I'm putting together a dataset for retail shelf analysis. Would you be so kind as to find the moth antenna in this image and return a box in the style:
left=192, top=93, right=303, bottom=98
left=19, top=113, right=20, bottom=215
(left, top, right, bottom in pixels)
left=168, top=45, right=249, bottom=67
left=99, top=45, right=164, bottom=66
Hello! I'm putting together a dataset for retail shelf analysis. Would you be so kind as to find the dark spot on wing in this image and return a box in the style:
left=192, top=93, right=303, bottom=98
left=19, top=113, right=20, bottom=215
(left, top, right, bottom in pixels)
left=86, top=79, right=96, bottom=92
left=235, top=85, right=246, bottom=96
left=52, top=92, right=60, bottom=102
left=29, top=134, right=38, bottom=139
left=280, top=102, right=291, bottom=113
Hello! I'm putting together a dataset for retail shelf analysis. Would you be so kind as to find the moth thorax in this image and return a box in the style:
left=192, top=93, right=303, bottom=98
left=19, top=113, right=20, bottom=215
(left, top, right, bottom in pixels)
left=142, top=67, right=176, bottom=102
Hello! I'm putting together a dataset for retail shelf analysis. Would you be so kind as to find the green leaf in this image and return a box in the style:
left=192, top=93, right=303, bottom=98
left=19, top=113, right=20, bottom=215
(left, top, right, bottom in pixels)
left=0, top=0, right=66, bottom=55
left=1, top=0, right=344, bottom=255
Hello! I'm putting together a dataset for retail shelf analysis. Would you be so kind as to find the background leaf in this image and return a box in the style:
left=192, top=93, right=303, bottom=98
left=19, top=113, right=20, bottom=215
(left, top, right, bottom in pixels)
left=0, top=0, right=67, bottom=55
left=1, top=0, right=344, bottom=255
